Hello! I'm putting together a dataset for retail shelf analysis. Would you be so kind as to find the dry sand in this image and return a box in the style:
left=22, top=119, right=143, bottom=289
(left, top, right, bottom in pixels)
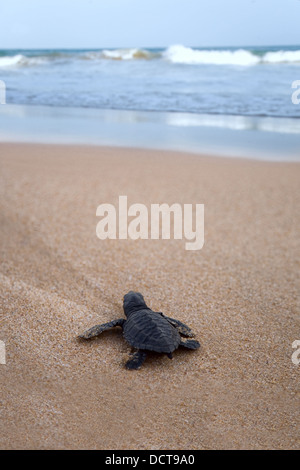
left=0, top=142, right=299, bottom=450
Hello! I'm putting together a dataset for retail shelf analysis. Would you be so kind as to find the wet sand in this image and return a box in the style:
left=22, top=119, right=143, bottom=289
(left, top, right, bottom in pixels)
left=0, top=142, right=299, bottom=449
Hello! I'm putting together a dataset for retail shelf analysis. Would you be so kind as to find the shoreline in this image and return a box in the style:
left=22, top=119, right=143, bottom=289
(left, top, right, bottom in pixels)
left=0, top=142, right=299, bottom=449
left=0, top=104, right=300, bottom=162
left=2, top=139, right=296, bottom=164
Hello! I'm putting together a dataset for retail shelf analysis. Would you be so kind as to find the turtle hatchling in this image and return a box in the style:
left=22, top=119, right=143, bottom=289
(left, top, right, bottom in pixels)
left=79, top=291, right=200, bottom=369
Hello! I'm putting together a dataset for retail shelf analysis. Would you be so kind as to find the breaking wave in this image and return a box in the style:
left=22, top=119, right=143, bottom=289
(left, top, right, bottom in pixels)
left=84, top=46, right=300, bottom=65
left=82, top=48, right=154, bottom=61
left=0, top=54, right=25, bottom=67
left=1, top=46, right=300, bottom=68
left=263, top=49, right=300, bottom=63
left=164, top=45, right=259, bottom=65
left=163, top=45, right=300, bottom=66
left=101, top=48, right=153, bottom=60
left=0, top=54, right=48, bottom=67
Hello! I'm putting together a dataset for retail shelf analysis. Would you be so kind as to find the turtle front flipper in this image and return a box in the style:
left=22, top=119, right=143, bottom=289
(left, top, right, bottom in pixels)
left=161, top=315, right=195, bottom=338
left=179, top=338, right=200, bottom=350
left=125, top=349, right=147, bottom=370
left=78, top=318, right=125, bottom=339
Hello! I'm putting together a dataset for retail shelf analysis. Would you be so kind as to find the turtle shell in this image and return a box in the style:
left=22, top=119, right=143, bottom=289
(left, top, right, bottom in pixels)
left=123, top=309, right=181, bottom=353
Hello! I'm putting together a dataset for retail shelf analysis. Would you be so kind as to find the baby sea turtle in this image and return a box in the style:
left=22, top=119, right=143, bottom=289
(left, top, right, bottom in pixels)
left=79, top=291, right=200, bottom=369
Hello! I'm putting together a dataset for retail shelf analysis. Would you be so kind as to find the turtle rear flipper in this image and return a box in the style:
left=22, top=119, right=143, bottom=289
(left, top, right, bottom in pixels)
left=161, top=314, right=195, bottom=338
left=78, top=318, right=125, bottom=339
left=125, top=349, right=147, bottom=370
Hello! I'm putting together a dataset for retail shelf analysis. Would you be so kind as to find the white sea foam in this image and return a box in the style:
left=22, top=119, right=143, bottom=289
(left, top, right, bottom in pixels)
left=1, top=47, right=300, bottom=68
left=167, top=113, right=300, bottom=134
left=0, top=54, right=25, bottom=67
left=82, top=51, right=103, bottom=60
left=0, top=54, right=48, bottom=68
left=163, top=45, right=300, bottom=66
left=163, top=45, right=260, bottom=66
left=263, top=50, right=300, bottom=63
left=101, top=48, right=151, bottom=60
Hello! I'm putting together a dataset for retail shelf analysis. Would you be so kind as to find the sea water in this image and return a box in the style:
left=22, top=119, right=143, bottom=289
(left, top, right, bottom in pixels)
left=0, top=45, right=299, bottom=158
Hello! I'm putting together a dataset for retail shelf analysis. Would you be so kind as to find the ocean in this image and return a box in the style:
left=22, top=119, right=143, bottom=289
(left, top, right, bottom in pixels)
left=1, top=45, right=300, bottom=117
left=0, top=45, right=300, bottom=159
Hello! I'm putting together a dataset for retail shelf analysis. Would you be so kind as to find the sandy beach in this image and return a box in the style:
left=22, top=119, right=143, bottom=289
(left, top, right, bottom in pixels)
left=0, top=142, right=299, bottom=449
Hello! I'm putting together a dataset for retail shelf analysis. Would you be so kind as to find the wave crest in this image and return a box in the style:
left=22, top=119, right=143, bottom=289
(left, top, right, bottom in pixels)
left=0, top=54, right=25, bottom=67
left=102, top=48, right=152, bottom=60
left=163, top=45, right=260, bottom=66
left=0, top=54, right=48, bottom=68
left=163, top=45, right=300, bottom=66
left=1, top=47, right=300, bottom=68
left=263, top=50, right=300, bottom=63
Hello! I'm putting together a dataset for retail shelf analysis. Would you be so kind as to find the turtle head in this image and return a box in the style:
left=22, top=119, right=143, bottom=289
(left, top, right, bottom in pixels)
left=123, top=291, right=148, bottom=316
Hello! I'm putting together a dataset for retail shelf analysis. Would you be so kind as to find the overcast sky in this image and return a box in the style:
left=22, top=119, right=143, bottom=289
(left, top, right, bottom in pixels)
left=1, top=0, right=300, bottom=49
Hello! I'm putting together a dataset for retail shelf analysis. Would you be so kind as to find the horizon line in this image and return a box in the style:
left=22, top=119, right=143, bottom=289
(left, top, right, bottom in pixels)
left=1, top=43, right=300, bottom=51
